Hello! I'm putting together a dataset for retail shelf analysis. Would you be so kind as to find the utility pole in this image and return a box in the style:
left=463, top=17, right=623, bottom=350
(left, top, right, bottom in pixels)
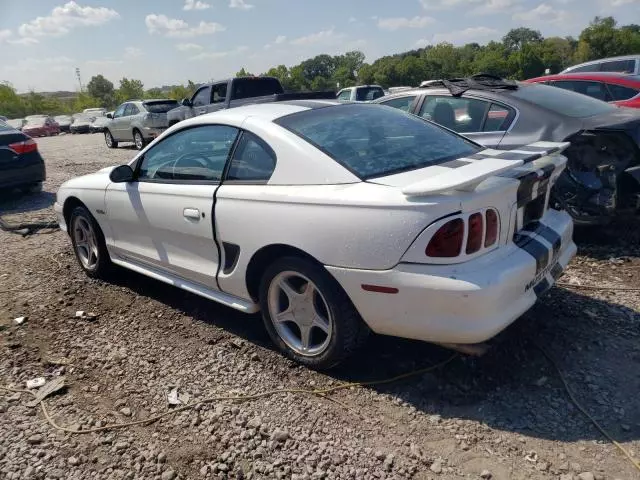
left=75, top=67, right=82, bottom=92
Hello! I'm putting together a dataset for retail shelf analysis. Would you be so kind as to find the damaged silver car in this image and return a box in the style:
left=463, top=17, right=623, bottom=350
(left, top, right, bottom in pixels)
left=376, top=75, right=640, bottom=225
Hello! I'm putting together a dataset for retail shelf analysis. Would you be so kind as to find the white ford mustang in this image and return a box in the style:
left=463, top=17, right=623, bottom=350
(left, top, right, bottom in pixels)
left=55, top=100, right=577, bottom=368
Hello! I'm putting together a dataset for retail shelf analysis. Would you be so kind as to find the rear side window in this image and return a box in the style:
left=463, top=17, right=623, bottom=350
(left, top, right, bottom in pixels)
left=356, top=87, right=384, bottom=101
left=226, top=132, right=276, bottom=181
left=275, top=103, right=480, bottom=179
left=418, top=96, right=512, bottom=133
left=231, top=78, right=284, bottom=100
left=143, top=101, right=179, bottom=113
left=600, top=60, right=635, bottom=73
left=485, top=104, right=512, bottom=131
left=379, top=95, right=417, bottom=112
left=125, top=104, right=140, bottom=116
left=568, top=64, right=600, bottom=73
left=606, top=83, right=640, bottom=101
left=550, top=80, right=611, bottom=101
left=510, top=83, right=617, bottom=118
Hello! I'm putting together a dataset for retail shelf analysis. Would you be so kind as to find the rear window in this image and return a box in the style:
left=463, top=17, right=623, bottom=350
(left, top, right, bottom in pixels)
left=356, top=87, right=384, bottom=101
left=510, top=83, right=617, bottom=118
left=232, top=78, right=284, bottom=100
left=143, top=100, right=179, bottom=113
left=0, top=121, right=13, bottom=132
left=275, top=103, right=480, bottom=179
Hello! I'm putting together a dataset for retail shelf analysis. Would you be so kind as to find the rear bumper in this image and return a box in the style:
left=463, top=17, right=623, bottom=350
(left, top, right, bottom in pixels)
left=0, top=153, right=46, bottom=189
left=327, top=208, right=576, bottom=345
left=140, top=126, right=166, bottom=140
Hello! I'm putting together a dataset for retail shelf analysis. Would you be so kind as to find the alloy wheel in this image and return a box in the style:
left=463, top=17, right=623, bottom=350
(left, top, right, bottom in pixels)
left=267, top=271, right=333, bottom=356
left=134, top=132, right=143, bottom=150
left=105, top=132, right=113, bottom=147
left=73, top=216, right=99, bottom=270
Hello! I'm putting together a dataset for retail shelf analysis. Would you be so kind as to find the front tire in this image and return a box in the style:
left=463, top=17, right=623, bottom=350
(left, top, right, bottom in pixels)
left=69, top=206, right=111, bottom=278
left=259, top=256, right=368, bottom=369
left=105, top=130, right=118, bottom=148
left=133, top=130, right=146, bottom=150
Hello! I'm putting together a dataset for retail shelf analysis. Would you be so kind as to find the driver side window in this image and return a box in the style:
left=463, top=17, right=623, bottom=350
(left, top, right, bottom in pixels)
left=113, top=104, right=127, bottom=118
left=137, top=125, right=239, bottom=182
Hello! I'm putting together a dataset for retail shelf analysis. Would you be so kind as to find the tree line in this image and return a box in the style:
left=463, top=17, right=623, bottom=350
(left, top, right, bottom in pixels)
left=1, top=16, right=638, bottom=119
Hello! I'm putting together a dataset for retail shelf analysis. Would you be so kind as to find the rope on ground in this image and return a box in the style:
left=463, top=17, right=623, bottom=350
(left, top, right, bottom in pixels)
left=536, top=343, right=640, bottom=474
left=556, top=282, right=640, bottom=292
left=0, top=213, right=58, bottom=237
left=0, top=354, right=458, bottom=435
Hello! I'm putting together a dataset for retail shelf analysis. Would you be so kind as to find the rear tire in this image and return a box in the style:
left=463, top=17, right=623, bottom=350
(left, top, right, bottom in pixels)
left=259, top=256, right=369, bottom=369
left=133, top=130, right=146, bottom=150
left=105, top=130, right=118, bottom=148
left=69, top=206, right=112, bottom=279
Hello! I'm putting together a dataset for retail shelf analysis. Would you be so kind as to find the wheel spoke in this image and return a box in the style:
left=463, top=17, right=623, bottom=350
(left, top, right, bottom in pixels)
left=278, top=278, right=299, bottom=301
left=312, top=314, right=330, bottom=334
left=274, top=309, right=295, bottom=324
left=299, top=325, right=312, bottom=350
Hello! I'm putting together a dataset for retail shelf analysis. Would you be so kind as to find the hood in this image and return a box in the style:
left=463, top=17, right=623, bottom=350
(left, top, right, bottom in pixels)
left=59, top=166, right=116, bottom=191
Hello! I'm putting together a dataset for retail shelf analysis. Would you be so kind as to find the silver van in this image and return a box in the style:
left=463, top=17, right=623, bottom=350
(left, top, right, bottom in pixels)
left=562, top=55, right=640, bottom=75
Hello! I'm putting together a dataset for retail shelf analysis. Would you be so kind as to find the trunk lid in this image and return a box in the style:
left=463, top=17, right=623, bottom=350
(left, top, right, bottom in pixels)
left=143, top=100, right=180, bottom=128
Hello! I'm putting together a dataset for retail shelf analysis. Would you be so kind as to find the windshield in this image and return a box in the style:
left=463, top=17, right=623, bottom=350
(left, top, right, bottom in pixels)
left=143, top=100, right=179, bottom=113
left=232, top=78, right=284, bottom=100
left=275, top=104, right=480, bottom=179
left=511, top=83, right=618, bottom=117
left=356, top=87, right=384, bottom=101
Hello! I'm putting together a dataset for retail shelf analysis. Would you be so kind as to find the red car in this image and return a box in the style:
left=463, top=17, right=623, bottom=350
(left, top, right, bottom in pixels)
left=525, top=72, right=640, bottom=108
left=21, top=116, right=60, bottom=137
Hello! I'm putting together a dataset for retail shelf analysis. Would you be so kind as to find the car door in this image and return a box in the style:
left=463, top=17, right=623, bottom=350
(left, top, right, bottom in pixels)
left=121, top=103, right=140, bottom=141
left=110, top=103, right=128, bottom=140
left=416, top=94, right=514, bottom=148
left=192, top=86, right=212, bottom=116
left=104, top=124, right=240, bottom=289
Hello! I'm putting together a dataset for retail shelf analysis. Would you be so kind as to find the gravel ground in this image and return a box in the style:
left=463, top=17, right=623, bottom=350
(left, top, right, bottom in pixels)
left=1, top=133, right=639, bottom=480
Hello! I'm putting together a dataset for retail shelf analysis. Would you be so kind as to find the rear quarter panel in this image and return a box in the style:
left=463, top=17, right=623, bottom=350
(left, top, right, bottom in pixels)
left=214, top=178, right=520, bottom=301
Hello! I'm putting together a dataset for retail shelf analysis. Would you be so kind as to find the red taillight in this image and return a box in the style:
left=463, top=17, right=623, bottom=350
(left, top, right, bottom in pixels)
left=425, top=218, right=464, bottom=257
left=466, top=213, right=483, bottom=254
left=8, top=138, right=37, bottom=154
left=485, top=209, right=498, bottom=247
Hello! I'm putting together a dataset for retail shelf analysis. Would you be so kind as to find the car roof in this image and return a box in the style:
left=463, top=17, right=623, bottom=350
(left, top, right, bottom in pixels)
left=527, top=72, right=640, bottom=86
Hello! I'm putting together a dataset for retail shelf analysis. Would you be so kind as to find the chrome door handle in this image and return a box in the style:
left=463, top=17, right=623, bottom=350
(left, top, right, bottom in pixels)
left=183, top=208, right=200, bottom=220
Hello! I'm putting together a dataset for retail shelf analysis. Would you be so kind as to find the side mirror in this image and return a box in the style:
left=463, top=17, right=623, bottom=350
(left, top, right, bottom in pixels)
left=181, top=98, right=192, bottom=107
left=106, top=113, right=113, bottom=119
left=109, top=165, right=134, bottom=183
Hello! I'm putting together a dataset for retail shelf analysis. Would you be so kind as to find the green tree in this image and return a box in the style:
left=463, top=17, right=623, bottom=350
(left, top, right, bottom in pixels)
left=538, top=37, right=574, bottom=73
left=503, top=27, right=543, bottom=52
left=73, top=92, right=101, bottom=112
left=86, top=74, right=115, bottom=108
left=0, top=82, right=26, bottom=118
left=236, top=67, right=254, bottom=77
left=116, top=78, right=144, bottom=103
left=145, top=87, right=165, bottom=99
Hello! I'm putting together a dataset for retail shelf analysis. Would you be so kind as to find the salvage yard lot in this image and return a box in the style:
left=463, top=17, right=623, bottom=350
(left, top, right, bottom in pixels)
left=1, top=134, right=639, bottom=480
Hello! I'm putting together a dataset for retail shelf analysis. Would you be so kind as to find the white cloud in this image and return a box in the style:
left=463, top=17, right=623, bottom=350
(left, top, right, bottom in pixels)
left=512, top=3, right=568, bottom=23
left=0, top=29, right=11, bottom=42
left=9, top=37, right=40, bottom=45
left=473, top=0, right=520, bottom=14
left=432, top=26, right=499, bottom=44
left=145, top=14, right=225, bottom=38
left=183, top=0, right=211, bottom=10
left=611, top=0, right=640, bottom=5
left=415, top=38, right=431, bottom=48
left=124, top=47, right=142, bottom=59
left=275, top=35, right=287, bottom=44
left=377, top=16, right=434, bottom=31
left=18, top=1, right=119, bottom=38
left=229, top=0, right=255, bottom=10
left=348, top=17, right=357, bottom=23
left=290, top=28, right=345, bottom=46
left=176, top=43, right=203, bottom=52
left=420, top=0, right=520, bottom=13
left=420, top=0, right=479, bottom=10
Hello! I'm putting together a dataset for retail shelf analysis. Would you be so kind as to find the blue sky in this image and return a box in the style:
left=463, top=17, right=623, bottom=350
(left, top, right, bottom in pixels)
left=0, top=0, right=638, bottom=92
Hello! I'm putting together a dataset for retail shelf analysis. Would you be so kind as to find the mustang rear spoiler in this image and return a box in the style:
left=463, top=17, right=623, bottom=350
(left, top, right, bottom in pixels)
left=402, top=142, right=570, bottom=196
